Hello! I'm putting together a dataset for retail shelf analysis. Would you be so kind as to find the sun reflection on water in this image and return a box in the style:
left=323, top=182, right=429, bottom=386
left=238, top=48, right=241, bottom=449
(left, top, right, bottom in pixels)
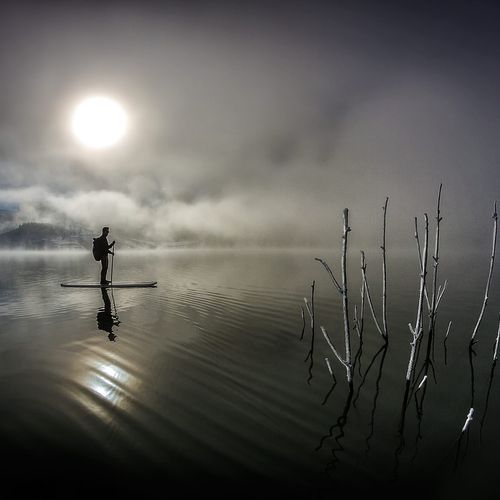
left=78, top=357, right=137, bottom=418
left=90, top=364, right=127, bottom=404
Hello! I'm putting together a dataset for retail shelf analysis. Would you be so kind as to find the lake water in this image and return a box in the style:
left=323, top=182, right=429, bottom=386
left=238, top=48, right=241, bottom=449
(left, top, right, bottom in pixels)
left=0, top=248, right=499, bottom=497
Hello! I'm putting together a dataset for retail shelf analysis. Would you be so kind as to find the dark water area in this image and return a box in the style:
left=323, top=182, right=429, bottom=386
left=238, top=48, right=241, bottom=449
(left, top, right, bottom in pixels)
left=0, top=248, right=499, bottom=498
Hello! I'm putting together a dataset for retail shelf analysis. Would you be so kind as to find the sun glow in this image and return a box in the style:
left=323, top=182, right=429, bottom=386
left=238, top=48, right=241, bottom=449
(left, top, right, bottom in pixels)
left=71, top=96, right=127, bottom=149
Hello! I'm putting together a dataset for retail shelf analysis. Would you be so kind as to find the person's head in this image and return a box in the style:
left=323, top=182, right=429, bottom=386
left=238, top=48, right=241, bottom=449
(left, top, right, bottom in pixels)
left=102, top=226, right=110, bottom=236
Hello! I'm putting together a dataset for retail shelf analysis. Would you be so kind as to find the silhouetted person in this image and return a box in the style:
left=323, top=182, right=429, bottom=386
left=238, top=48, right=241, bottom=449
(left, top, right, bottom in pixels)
left=93, top=226, right=115, bottom=285
left=97, top=288, right=120, bottom=341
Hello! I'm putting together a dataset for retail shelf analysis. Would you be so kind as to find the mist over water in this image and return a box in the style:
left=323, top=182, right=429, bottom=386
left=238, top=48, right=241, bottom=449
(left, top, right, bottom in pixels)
left=0, top=249, right=499, bottom=496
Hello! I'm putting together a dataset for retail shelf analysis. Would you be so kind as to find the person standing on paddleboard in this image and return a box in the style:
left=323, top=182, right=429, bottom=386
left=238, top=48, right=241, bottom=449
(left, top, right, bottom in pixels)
left=93, top=226, right=115, bottom=285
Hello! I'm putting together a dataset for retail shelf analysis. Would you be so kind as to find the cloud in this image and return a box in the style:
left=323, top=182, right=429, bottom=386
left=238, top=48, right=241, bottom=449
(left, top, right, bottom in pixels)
left=0, top=1, right=499, bottom=248
left=0, top=185, right=332, bottom=246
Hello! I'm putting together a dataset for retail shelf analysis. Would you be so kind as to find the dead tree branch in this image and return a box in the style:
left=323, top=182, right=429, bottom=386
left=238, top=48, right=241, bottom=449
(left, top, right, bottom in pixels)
left=406, top=214, right=429, bottom=381
left=470, top=202, right=498, bottom=344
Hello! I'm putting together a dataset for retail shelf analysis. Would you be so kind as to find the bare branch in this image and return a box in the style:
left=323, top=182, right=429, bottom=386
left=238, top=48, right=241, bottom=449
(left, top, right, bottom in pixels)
left=445, top=321, right=452, bottom=340
left=471, top=201, right=498, bottom=343
left=493, top=314, right=500, bottom=361
left=315, top=258, right=343, bottom=294
left=321, top=326, right=352, bottom=385
left=361, top=250, right=385, bottom=338
left=428, top=183, right=443, bottom=325
left=416, top=375, right=428, bottom=391
left=406, top=214, right=429, bottom=381
left=300, top=306, right=306, bottom=340
left=303, top=297, right=313, bottom=325
left=325, top=357, right=335, bottom=380
left=321, top=326, right=347, bottom=368
left=382, top=197, right=389, bottom=339
left=341, top=208, right=353, bottom=383
left=304, top=281, right=316, bottom=384
left=359, top=280, right=365, bottom=337
left=414, top=217, right=431, bottom=311
left=462, top=408, right=474, bottom=433
left=353, top=304, right=360, bottom=337
left=435, top=280, right=448, bottom=311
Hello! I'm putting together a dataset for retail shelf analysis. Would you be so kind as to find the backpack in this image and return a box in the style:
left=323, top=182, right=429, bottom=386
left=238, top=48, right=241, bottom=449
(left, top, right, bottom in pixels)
left=92, top=238, right=102, bottom=261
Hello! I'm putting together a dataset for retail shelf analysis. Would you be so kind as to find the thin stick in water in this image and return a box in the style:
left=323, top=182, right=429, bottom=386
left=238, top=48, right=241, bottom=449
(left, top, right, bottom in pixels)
left=416, top=375, right=428, bottom=392
left=361, top=251, right=385, bottom=339
left=414, top=217, right=431, bottom=311
left=325, top=357, right=336, bottom=382
left=406, top=214, right=429, bottom=381
left=470, top=202, right=498, bottom=344
left=382, top=197, right=389, bottom=339
left=300, top=306, right=306, bottom=340
left=445, top=321, right=452, bottom=340
left=493, top=314, right=500, bottom=361
left=341, top=208, right=352, bottom=383
left=462, top=408, right=474, bottom=433
left=315, top=258, right=343, bottom=294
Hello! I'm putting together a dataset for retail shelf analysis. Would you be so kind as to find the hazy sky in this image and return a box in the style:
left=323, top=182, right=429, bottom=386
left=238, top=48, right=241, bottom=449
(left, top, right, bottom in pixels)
left=0, top=0, right=499, bottom=248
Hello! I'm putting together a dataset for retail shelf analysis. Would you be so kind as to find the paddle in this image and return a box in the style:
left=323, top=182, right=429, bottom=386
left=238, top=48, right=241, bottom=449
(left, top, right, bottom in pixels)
left=110, top=243, right=115, bottom=284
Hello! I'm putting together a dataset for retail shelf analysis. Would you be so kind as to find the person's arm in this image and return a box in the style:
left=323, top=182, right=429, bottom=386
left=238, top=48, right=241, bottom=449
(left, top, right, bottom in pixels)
left=107, top=240, right=115, bottom=255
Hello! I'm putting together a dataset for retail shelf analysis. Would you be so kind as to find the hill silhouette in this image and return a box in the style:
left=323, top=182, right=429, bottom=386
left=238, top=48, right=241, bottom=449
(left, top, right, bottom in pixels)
left=0, top=222, right=198, bottom=250
left=0, top=223, right=91, bottom=249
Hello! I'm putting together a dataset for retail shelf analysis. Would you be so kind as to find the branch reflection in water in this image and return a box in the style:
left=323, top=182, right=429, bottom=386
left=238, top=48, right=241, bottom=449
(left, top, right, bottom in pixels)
left=315, top=385, right=354, bottom=471
left=362, top=345, right=388, bottom=454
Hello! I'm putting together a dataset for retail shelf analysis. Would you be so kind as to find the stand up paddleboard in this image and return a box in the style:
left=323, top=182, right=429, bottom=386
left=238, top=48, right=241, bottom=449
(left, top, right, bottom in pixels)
left=61, top=281, right=157, bottom=288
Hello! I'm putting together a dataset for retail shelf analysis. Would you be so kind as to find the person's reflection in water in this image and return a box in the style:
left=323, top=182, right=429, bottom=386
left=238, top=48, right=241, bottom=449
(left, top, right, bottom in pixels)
left=97, top=288, right=121, bottom=341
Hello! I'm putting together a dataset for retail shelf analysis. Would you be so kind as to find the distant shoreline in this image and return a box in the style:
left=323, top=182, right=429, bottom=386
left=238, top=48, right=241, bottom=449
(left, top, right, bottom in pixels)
left=0, top=246, right=490, bottom=256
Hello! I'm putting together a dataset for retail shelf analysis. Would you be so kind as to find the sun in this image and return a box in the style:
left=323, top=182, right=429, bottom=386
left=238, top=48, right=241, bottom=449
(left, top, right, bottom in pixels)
left=71, top=96, right=128, bottom=149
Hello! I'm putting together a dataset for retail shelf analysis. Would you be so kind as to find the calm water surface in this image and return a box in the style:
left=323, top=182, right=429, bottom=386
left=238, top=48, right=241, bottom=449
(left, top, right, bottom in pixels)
left=0, top=249, right=499, bottom=497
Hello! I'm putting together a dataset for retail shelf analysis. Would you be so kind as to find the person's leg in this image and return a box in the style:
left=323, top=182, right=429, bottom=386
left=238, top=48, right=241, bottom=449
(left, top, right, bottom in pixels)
left=100, top=255, right=109, bottom=283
